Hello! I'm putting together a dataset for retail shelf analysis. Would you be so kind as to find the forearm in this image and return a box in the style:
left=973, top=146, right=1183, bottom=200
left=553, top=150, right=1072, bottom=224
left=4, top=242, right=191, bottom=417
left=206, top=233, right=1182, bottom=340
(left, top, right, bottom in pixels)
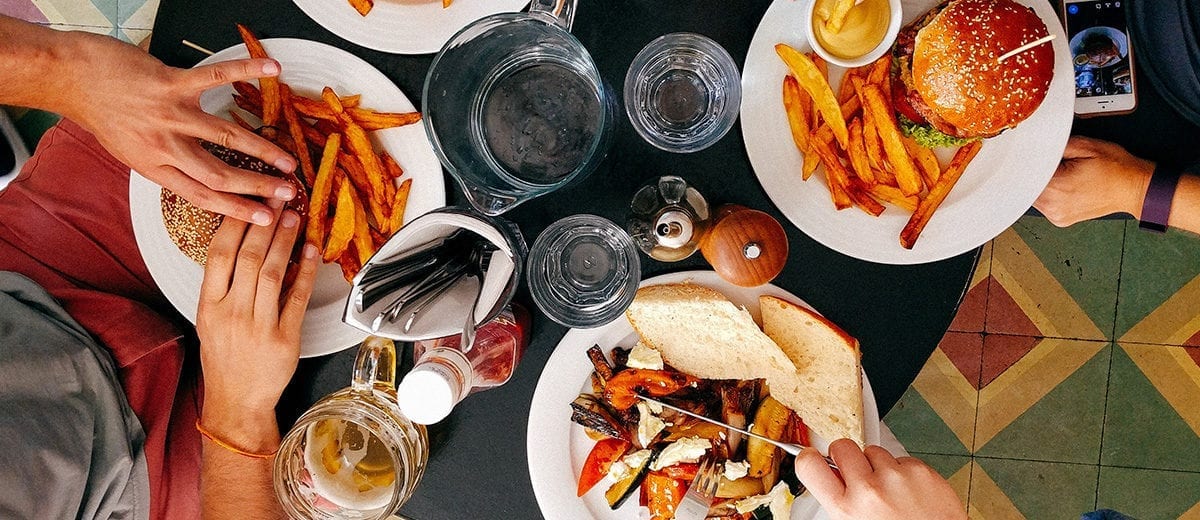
left=0, top=16, right=93, bottom=119
left=199, top=404, right=286, bottom=520
left=1167, top=175, right=1200, bottom=235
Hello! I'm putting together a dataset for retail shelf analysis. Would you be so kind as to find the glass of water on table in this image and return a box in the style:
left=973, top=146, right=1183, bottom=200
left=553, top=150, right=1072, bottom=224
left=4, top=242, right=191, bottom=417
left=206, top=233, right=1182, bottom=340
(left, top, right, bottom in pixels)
left=422, top=0, right=617, bottom=216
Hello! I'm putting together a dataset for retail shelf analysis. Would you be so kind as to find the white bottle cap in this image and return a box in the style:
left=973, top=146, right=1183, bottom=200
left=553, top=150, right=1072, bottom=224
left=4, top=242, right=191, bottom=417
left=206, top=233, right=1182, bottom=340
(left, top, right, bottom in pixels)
left=396, top=364, right=463, bottom=425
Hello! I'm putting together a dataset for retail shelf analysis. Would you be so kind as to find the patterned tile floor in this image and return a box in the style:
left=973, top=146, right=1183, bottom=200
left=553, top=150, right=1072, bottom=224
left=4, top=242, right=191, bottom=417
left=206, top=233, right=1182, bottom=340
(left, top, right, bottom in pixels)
left=5, top=1, right=1200, bottom=519
left=886, top=218, right=1200, bottom=519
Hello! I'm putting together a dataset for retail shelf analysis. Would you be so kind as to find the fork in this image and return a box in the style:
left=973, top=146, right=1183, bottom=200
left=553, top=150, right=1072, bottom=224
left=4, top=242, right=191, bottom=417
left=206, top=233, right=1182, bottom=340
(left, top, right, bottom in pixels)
left=674, top=458, right=721, bottom=520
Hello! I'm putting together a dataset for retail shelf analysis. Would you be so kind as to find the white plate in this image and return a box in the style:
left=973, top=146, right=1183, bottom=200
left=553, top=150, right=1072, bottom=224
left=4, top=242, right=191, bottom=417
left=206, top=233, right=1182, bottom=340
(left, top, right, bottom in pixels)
left=527, top=271, right=881, bottom=520
left=741, top=0, right=1074, bottom=265
left=129, top=38, right=446, bottom=358
left=291, top=0, right=531, bottom=55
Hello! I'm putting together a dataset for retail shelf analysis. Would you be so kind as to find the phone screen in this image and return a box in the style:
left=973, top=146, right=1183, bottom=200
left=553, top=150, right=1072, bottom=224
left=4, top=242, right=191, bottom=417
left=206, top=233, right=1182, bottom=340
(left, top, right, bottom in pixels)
left=1065, top=1, right=1133, bottom=98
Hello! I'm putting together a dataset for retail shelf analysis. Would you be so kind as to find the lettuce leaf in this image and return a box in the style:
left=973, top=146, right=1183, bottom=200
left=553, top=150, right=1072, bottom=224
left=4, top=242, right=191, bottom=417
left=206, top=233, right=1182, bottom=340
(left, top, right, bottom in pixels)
left=897, top=115, right=978, bottom=148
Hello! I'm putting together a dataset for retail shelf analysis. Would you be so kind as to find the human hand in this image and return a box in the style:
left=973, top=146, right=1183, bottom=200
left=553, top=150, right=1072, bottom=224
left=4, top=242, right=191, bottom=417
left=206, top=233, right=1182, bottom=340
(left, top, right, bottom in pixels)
left=1034, top=136, right=1153, bottom=227
left=59, top=31, right=298, bottom=225
left=794, top=439, right=966, bottom=520
left=197, top=200, right=318, bottom=429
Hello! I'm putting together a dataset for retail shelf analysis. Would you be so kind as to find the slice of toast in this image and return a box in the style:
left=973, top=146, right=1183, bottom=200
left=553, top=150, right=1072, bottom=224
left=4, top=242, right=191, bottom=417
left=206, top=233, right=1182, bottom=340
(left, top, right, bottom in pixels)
left=624, top=284, right=797, bottom=381
left=760, top=295, right=865, bottom=445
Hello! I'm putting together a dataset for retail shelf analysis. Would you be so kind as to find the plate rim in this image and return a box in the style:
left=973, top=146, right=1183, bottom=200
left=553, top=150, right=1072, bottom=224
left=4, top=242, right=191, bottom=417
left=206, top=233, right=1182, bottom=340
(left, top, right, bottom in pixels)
left=290, top=0, right=532, bottom=55
left=526, top=270, right=881, bottom=520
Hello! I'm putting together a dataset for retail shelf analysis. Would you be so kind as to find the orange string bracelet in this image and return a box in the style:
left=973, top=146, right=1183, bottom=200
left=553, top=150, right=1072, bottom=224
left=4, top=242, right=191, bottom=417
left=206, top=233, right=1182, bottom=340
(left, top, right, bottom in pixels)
left=195, top=419, right=279, bottom=459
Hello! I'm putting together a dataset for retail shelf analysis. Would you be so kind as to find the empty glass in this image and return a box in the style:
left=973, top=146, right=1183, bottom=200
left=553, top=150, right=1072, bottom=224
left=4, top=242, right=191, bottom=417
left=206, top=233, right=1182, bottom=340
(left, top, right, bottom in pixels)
left=624, top=33, right=741, bottom=153
left=527, top=215, right=640, bottom=328
left=423, top=0, right=616, bottom=215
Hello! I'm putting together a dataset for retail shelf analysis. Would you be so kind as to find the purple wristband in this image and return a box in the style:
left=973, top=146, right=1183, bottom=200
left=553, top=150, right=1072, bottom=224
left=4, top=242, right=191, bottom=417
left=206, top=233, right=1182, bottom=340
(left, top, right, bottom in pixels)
left=1139, top=163, right=1182, bottom=233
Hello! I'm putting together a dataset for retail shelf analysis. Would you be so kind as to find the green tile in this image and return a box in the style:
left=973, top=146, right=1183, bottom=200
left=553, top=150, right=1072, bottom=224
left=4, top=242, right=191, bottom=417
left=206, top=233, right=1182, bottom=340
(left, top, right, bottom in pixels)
left=975, top=458, right=1098, bottom=519
left=883, top=386, right=971, bottom=456
left=1011, top=216, right=1124, bottom=339
left=975, top=343, right=1110, bottom=464
left=1097, top=466, right=1200, bottom=519
left=1116, top=219, right=1200, bottom=341
left=1102, top=345, right=1200, bottom=472
left=916, top=453, right=972, bottom=481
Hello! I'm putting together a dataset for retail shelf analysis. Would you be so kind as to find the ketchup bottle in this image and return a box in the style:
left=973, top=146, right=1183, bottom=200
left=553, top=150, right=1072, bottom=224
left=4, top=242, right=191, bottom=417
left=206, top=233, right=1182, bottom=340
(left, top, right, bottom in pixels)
left=395, top=304, right=531, bottom=424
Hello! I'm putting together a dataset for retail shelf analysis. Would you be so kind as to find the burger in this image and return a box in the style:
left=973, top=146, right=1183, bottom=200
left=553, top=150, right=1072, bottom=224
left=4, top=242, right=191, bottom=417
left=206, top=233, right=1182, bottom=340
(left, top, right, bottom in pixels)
left=161, top=141, right=308, bottom=265
left=891, top=0, right=1054, bottom=147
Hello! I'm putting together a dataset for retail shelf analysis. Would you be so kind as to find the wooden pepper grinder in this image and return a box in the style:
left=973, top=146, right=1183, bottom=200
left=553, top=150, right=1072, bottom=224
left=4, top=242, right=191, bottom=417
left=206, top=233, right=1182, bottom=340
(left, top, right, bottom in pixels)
left=698, top=205, right=789, bottom=287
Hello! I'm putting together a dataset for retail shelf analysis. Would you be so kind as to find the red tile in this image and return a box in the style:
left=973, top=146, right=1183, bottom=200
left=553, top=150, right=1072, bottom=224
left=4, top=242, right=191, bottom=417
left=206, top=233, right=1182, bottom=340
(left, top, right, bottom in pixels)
left=985, top=278, right=1043, bottom=337
left=948, top=280, right=987, bottom=333
left=938, top=332, right=984, bottom=389
left=981, top=334, right=1042, bottom=388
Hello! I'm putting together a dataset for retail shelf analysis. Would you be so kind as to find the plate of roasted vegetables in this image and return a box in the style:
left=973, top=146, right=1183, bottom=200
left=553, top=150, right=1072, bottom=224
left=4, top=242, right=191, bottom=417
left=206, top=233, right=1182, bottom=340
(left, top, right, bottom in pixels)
left=527, top=271, right=880, bottom=520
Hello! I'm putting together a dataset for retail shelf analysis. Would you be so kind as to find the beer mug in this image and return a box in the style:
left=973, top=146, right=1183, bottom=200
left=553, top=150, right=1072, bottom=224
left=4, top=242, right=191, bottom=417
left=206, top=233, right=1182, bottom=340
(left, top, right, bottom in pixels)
left=423, top=0, right=617, bottom=215
left=274, top=337, right=428, bottom=520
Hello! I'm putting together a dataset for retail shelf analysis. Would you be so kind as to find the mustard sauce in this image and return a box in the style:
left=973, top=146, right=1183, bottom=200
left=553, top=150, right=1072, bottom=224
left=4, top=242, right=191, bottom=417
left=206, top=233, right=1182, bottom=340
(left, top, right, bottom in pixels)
left=813, top=0, right=890, bottom=60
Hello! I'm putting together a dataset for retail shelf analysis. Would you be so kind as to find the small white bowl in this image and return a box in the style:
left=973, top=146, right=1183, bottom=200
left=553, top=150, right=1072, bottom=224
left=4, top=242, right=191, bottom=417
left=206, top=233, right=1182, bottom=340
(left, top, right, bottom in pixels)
left=804, top=0, right=903, bottom=69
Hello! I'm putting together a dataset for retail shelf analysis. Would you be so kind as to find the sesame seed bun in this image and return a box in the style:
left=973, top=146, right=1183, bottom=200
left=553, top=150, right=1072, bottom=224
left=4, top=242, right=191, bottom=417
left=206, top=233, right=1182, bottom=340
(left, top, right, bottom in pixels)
left=161, top=188, right=223, bottom=265
left=160, top=141, right=307, bottom=266
left=908, top=0, right=1054, bottom=139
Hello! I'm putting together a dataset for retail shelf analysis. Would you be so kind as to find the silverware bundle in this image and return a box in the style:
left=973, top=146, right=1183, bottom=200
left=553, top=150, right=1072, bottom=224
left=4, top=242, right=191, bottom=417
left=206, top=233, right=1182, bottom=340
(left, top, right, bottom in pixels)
left=353, top=230, right=498, bottom=337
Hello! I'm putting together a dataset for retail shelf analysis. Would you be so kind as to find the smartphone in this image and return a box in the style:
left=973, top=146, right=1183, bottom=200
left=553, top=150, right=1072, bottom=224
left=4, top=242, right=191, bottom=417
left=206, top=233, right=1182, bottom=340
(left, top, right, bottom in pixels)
left=1062, top=0, right=1137, bottom=116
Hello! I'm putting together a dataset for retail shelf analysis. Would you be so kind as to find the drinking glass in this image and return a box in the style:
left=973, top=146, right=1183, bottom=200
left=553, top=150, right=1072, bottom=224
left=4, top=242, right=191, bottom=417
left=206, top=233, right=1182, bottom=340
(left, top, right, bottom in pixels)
left=527, top=214, right=640, bottom=328
left=423, top=0, right=617, bottom=215
left=624, top=33, right=741, bottom=153
left=275, top=337, right=428, bottom=520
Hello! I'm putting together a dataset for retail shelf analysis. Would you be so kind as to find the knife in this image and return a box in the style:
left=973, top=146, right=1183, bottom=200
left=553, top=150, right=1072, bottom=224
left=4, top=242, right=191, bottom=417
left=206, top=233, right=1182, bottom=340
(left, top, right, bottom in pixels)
left=638, top=395, right=838, bottom=469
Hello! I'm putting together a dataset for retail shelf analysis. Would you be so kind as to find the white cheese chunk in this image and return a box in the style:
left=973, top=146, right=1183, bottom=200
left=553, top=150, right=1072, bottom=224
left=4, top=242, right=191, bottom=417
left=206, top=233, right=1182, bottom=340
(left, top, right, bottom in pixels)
left=733, top=481, right=794, bottom=520
left=723, top=460, right=750, bottom=481
left=635, top=402, right=667, bottom=448
left=650, top=436, right=711, bottom=471
left=607, top=459, right=631, bottom=481
left=622, top=449, right=652, bottom=470
left=626, top=342, right=664, bottom=370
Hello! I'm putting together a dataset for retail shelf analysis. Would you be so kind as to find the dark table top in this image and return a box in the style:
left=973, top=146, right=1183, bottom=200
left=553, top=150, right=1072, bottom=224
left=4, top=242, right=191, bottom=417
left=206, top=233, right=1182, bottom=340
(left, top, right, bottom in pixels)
left=144, top=0, right=1199, bottom=518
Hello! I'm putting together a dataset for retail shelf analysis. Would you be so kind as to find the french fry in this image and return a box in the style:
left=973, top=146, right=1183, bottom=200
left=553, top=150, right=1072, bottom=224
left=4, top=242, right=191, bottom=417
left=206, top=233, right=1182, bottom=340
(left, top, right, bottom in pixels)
left=776, top=44, right=848, bottom=148
left=837, top=69, right=859, bottom=104
left=307, top=133, right=341, bottom=249
left=810, top=134, right=854, bottom=210
left=846, top=118, right=876, bottom=185
left=323, top=87, right=389, bottom=207
left=855, top=78, right=922, bottom=196
left=846, top=178, right=886, bottom=217
left=337, top=245, right=361, bottom=282
left=324, top=180, right=356, bottom=261
left=866, top=53, right=891, bottom=85
left=341, top=94, right=361, bottom=108
left=861, top=111, right=888, bottom=175
left=236, top=24, right=281, bottom=127
left=280, top=84, right=317, bottom=188
left=387, top=178, right=412, bottom=235
left=352, top=109, right=422, bottom=131
left=809, top=52, right=829, bottom=83
left=782, top=75, right=813, bottom=155
left=292, top=97, right=422, bottom=130
left=866, top=183, right=919, bottom=211
left=903, top=137, right=941, bottom=188
left=825, top=0, right=856, bottom=32
left=381, top=151, right=405, bottom=179
left=348, top=0, right=373, bottom=16
left=900, top=141, right=983, bottom=249
left=443, top=0, right=452, bottom=7
left=351, top=188, right=375, bottom=266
